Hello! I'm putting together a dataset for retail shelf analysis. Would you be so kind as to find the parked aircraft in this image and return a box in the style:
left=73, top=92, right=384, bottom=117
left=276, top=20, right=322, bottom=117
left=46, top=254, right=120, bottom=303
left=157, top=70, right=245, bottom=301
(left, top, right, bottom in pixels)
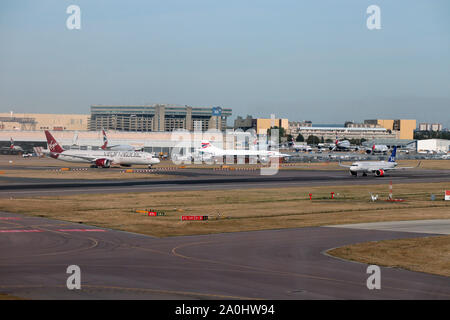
left=289, top=138, right=312, bottom=152
left=339, top=147, right=419, bottom=177
left=43, top=130, right=159, bottom=168
left=365, top=143, right=389, bottom=154
left=330, top=137, right=358, bottom=151
left=101, top=130, right=143, bottom=151
left=196, top=140, right=290, bottom=163
left=9, top=138, right=24, bottom=152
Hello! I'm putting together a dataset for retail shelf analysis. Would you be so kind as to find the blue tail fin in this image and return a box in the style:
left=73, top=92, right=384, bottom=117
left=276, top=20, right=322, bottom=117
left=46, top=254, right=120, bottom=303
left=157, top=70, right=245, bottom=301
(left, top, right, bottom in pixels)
left=388, top=146, right=397, bottom=162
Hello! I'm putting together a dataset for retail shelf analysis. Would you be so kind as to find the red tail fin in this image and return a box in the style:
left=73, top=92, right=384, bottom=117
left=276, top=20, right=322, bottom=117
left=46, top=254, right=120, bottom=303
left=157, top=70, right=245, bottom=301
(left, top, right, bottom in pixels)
left=101, top=129, right=108, bottom=150
left=10, top=138, right=14, bottom=149
left=44, top=130, right=64, bottom=153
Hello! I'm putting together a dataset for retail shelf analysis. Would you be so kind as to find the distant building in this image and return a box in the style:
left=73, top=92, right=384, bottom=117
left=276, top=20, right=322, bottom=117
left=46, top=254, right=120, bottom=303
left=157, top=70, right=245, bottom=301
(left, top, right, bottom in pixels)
left=417, top=139, right=450, bottom=153
left=365, top=119, right=416, bottom=140
left=234, top=115, right=255, bottom=131
left=0, top=113, right=89, bottom=131
left=289, top=121, right=312, bottom=134
left=345, top=121, right=380, bottom=128
left=419, top=123, right=442, bottom=132
left=89, top=105, right=232, bottom=132
left=296, top=126, right=397, bottom=141
left=233, top=116, right=289, bottom=134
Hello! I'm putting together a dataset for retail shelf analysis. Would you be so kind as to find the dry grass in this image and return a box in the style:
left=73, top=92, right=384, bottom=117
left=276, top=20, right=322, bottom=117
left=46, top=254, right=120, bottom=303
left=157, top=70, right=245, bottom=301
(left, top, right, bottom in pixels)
left=327, top=235, right=450, bottom=277
left=0, top=293, right=24, bottom=300
left=0, top=169, right=171, bottom=180
left=1, top=182, right=449, bottom=237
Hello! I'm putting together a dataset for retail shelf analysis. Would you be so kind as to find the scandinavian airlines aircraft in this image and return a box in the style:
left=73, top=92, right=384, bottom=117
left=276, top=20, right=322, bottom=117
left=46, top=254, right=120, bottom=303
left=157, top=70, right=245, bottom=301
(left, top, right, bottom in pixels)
left=196, top=140, right=290, bottom=163
left=339, top=147, right=419, bottom=177
left=44, top=130, right=160, bottom=168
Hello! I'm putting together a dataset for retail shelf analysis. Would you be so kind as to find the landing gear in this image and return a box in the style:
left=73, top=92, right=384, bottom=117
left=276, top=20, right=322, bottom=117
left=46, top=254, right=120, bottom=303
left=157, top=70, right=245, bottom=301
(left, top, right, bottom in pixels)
left=350, top=171, right=357, bottom=177
left=362, top=173, right=367, bottom=177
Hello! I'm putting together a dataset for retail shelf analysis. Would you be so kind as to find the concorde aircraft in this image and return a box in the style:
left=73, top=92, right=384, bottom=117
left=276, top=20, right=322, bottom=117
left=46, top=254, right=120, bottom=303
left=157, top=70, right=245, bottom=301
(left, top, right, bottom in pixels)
left=339, top=147, right=419, bottom=177
left=44, top=130, right=160, bottom=168
left=196, top=140, right=290, bottom=163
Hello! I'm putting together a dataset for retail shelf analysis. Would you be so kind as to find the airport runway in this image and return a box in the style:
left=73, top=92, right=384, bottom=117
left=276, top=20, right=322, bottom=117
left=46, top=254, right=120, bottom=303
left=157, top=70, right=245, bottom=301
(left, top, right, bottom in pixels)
left=0, top=212, right=449, bottom=299
left=0, top=168, right=449, bottom=197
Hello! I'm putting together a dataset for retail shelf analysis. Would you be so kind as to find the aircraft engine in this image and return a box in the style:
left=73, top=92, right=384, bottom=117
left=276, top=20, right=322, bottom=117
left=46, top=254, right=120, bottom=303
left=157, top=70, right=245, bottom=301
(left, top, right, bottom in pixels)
left=375, top=169, right=384, bottom=177
left=95, top=158, right=111, bottom=168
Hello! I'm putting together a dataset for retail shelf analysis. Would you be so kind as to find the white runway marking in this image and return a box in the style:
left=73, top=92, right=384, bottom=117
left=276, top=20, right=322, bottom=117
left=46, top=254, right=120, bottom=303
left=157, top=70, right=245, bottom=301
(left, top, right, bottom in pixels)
left=326, top=219, right=450, bottom=235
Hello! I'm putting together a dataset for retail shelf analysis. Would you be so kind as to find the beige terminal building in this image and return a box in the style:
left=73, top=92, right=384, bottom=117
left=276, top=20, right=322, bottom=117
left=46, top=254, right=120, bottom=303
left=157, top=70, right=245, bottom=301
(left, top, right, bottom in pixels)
left=0, top=113, right=89, bottom=131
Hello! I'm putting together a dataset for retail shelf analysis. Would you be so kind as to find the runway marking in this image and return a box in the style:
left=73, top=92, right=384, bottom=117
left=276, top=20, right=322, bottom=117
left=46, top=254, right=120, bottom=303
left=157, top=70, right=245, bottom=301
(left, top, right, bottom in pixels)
left=0, top=225, right=100, bottom=259
left=57, top=229, right=106, bottom=232
left=0, top=229, right=42, bottom=233
left=0, top=284, right=262, bottom=300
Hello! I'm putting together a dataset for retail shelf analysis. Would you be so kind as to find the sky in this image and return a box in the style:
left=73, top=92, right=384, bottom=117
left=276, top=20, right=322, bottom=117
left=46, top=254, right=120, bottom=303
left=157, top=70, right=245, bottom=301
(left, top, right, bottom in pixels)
left=1, top=0, right=449, bottom=127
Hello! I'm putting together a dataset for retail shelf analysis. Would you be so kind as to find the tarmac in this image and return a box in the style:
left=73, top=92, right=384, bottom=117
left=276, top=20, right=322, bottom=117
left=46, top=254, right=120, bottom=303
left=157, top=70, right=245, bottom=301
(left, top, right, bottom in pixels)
left=0, top=212, right=449, bottom=300
left=0, top=168, right=449, bottom=197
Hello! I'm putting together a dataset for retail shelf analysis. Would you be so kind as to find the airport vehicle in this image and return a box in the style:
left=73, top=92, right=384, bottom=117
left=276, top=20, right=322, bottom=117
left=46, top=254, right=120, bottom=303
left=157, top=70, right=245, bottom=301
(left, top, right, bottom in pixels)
left=365, top=143, right=389, bottom=154
left=101, top=130, right=144, bottom=151
left=339, top=147, right=418, bottom=177
left=43, top=130, right=160, bottom=168
left=196, top=140, right=290, bottom=163
left=22, top=152, right=33, bottom=158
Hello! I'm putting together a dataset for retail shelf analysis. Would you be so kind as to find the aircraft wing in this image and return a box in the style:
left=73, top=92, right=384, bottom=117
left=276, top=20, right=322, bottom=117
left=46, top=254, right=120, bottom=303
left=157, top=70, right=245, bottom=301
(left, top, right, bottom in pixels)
left=391, top=161, right=421, bottom=170
left=338, top=162, right=352, bottom=168
left=62, top=154, right=112, bottom=163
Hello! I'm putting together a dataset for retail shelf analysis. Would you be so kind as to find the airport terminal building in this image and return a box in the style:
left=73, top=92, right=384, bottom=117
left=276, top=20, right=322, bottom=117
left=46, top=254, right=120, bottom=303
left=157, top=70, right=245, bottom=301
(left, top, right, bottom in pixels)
left=89, top=105, right=232, bottom=132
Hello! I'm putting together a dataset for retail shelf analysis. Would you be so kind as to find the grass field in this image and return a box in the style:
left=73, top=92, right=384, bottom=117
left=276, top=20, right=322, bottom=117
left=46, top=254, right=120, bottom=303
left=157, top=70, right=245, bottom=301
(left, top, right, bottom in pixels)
left=327, top=235, right=450, bottom=277
left=1, top=182, right=449, bottom=237
left=0, top=293, right=23, bottom=300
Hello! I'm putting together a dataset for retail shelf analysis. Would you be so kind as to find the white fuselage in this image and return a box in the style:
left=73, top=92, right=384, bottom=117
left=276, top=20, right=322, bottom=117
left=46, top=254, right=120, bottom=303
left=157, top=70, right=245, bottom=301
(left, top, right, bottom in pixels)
left=350, top=161, right=397, bottom=173
left=56, top=150, right=160, bottom=166
left=292, top=144, right=312, bottom=152
left=370, top=145, right=389, bottom=153
left=200, top=146, right=285, bottom=158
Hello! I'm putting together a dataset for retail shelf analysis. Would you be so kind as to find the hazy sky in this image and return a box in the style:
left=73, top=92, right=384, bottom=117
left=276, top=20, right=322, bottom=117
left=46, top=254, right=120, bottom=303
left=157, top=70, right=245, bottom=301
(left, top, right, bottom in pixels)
left=1, top=0, right=449, bottom=127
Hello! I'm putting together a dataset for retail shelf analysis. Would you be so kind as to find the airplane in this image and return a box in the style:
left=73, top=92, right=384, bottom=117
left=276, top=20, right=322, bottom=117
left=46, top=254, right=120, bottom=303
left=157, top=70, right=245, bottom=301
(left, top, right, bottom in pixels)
left=339, top=146, right=419, bottom=177
left=365, top=143, right=389, bottom=154
left=101, top=129, right=144, bottom=151
left=329, top=137, right=358, bottom=151
left=43, top=130, right=160, bottom=168
left=9, top=138, right=24, bottom=152
left=289, top=138, right=312, bottom=152
left=196, top=140, right=291, bottom=163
